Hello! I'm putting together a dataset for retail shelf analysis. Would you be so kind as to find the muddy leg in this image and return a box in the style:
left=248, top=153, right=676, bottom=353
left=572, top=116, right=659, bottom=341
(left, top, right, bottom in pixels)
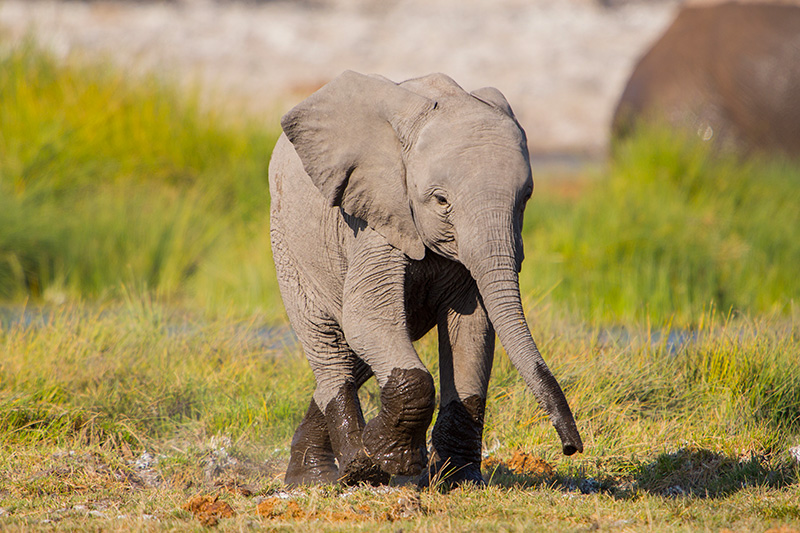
left=340, top=240, right=437, bottom=478
left=361, top=367, right=436, bottom=476
left=325, top=379, right=389, bottom=485
left=420, top=288, right=494, bottom=488
left=425, top=395, right=487, bottom=487
left=284, top=313, right=382, bottom=485
left=285, top=399, right=338, bottom=486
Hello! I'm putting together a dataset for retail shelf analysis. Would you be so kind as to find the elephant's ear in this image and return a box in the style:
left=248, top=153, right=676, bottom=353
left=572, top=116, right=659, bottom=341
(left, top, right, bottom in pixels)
left=281, top=70, right=436, bottom=260
left=471, top=87, right=517, bottom=119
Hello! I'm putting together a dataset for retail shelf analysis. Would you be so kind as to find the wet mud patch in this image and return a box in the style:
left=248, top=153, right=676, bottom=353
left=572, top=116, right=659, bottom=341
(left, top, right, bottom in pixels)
left=481, top=450, right=607, bottom=494
left=482, top=450, right=557, bottom=485
left=182, top=493, right=235, bottom=527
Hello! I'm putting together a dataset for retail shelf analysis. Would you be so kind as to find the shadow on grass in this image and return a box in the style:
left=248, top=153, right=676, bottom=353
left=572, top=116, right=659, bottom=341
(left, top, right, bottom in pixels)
left=484, top=447, right=797, bottom=499
left=629, top=447, right=796, bottom=498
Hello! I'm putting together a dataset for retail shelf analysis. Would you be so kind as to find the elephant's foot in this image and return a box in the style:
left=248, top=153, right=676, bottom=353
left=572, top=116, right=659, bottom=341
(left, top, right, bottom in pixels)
left=337, top=448, right=391, bottom=486
left=418, top=461, right=485, bottom=489
left=324, top=381, right=390, bottom=485
left=362, top=368, right=435, bottom=476
left=285, top=399, right=339, bottom=486
left=419, top=395, right=486, bottom=488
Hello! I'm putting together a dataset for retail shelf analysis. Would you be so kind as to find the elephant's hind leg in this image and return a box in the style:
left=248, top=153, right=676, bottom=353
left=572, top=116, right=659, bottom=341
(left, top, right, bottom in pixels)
left=321, top=358, right=389, bottom=486
left=285, top=397, right=337, bottom=486
left=277, top=272, right=384, bottom=484
left=285, top=356, right=379, bottom=486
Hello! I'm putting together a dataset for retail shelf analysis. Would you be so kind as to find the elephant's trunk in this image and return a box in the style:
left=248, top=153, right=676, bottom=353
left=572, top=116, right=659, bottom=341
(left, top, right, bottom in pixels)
left=462, top=209, right=583, bottom=455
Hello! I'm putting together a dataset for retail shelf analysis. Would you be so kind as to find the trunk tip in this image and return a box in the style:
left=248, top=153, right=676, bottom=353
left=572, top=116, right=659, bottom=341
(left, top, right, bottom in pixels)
left=562, top=442, right=583, bottom=456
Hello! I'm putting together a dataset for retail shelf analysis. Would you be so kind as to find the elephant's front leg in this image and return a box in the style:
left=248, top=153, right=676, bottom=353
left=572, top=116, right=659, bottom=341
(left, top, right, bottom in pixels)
left=422, top=287, right=495, bottom=487
left=341, top=240, right=436, bottom=478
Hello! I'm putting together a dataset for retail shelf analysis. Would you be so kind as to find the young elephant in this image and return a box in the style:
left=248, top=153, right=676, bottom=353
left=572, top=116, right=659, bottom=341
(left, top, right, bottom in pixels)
left=269, top=71, right=582, bottom=487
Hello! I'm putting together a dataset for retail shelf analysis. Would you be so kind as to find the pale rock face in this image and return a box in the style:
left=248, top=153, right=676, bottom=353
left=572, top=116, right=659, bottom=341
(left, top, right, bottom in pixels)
left=0, top=0, right=678, bottom=157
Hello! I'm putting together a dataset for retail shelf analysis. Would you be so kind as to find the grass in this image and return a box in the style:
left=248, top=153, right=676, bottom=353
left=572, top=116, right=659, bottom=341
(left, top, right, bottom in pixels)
left=0, top=42, right=799, bottom=530
left=0, top=303, right=798, bottom=530
left=0, top=41, right=283, bottom=320
left=522, top=127, right=800, bottom=325
left=2, top=43, right=799, bottom=325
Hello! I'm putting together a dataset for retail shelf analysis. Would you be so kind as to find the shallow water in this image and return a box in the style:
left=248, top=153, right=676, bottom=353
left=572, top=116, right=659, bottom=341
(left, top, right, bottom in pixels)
left=1, top=305, right=703, bottom=357
left=596, top=326, right=697, bottom=356
left=0, top=305, right=299, bottom=352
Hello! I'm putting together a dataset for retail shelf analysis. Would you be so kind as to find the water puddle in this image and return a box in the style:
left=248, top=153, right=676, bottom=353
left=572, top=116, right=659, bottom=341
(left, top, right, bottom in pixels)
left=2, top=305, right=703, bottom=355
left=596, top=326, right=698, bottom=355
left=0, top=305, right=299, bottom=352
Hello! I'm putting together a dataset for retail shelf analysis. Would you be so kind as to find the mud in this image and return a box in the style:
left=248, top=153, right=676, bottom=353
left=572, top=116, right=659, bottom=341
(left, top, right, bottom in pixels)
left=284, top=399, right=338, bottom=486
left=362, top=367, right=435, bottom=476
left=325, top=381, right=389, bottom=486
left=482, top=450, right=555, bottom=478
left=182, top=494, right=235, bottom=527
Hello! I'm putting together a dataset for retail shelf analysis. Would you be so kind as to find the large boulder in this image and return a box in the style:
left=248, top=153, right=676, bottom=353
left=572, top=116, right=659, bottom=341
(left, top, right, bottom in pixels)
left=612, top=1, right=800, bottom=157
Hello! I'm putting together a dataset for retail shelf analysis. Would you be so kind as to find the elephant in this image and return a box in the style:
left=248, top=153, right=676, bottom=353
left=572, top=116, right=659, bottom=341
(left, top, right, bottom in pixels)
left=612, top=1, right=800, bottom=157
left=269, top=71, right=583, bottom=487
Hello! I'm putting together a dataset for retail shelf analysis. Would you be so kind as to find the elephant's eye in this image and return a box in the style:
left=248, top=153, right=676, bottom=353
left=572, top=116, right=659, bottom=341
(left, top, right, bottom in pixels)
left=434, top=194, right=449, bottom=207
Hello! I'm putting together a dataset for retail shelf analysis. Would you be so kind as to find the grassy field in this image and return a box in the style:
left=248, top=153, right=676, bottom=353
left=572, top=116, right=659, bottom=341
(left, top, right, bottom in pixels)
left=0, top=43, right=799, bottom=531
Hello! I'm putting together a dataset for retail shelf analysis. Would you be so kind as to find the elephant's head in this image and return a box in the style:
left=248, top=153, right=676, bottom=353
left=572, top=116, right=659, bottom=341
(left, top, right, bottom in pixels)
left=281, top=71, right=583, bottom=455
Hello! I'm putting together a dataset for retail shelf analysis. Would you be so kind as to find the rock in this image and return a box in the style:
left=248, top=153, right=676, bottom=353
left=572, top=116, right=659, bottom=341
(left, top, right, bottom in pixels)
left=789, top=445, right=800, bottom=464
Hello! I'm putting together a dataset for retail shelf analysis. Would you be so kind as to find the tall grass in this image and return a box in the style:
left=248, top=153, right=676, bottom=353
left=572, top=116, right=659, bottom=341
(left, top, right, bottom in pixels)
left=0, top=42, right=282, bottom=318
left=1, top=301, right=797, bottom=490
left=1, top=42, right=799, bottom=327
left=522, top=127, right=800, bottom=325
left=0, top=301, right=310, bottom=449
left=481, top=309, right=800, bottom=462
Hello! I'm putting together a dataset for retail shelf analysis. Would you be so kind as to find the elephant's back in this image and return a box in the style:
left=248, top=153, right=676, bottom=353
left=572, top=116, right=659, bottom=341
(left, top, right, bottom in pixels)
left=269, top=133, right=350, bottom=315
left=270, top=134, right=323, bottom=218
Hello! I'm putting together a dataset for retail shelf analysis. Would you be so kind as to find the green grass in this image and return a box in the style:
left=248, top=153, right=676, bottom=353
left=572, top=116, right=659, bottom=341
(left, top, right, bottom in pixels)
left=1, top=42, right=799, bottom=530
left=522, top=127, right=800, bottom=325
left=0, top=41, right=283, bottom=320
left=0, top=302, right=309, bottom=450
left=2, top=43, right=799, bottom=325
left=0, top=303, right=798, bottom=530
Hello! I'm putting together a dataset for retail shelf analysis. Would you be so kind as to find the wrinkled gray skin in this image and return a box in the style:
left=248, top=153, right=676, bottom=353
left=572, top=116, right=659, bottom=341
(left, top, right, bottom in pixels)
left=269, top=71, right=583, bottom=487
left=612, top=2, right=800, bottom=157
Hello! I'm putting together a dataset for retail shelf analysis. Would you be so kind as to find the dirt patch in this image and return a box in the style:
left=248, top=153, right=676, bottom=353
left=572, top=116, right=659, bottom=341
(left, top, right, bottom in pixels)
left=182, top=493, right=235, bottom=527
left=482, top=450, right=555, bottom=478
left=506, top=450, right=556, bottom=477
left=256, top=488, right=423, bottom=523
